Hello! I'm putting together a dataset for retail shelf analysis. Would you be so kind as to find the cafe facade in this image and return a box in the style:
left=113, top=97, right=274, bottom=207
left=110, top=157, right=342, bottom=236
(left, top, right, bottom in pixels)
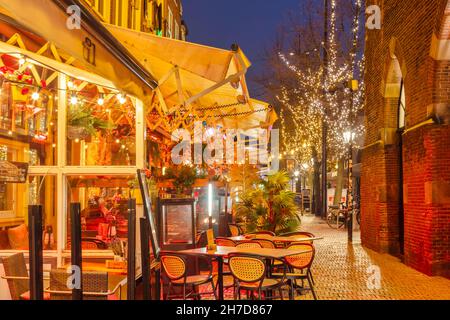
left=0, top=1, right=276, bottom=299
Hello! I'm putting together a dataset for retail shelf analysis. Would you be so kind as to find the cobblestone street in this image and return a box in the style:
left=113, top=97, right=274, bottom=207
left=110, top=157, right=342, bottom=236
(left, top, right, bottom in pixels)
left=299, top=215, right=450, bottom=300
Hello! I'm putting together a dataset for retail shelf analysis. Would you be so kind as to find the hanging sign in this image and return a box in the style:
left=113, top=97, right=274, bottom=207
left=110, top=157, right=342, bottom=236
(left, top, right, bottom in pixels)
left=0, top=161, right=29, bottom=183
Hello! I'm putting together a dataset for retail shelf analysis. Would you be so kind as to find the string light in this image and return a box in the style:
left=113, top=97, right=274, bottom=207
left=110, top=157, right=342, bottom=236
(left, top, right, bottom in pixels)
left=97, top=94, right=105, bottom=106
left=276, top=0, right=365, bottom=164
left=70, top=93, right=78, bottom=105
left=31, top=91, right=40, bottom=101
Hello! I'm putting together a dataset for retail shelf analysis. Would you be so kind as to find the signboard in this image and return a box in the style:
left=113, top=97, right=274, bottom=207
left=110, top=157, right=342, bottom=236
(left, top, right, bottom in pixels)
left=137, top=169, right=160, bottom=259
left=0, top=161, right=28, bottom=183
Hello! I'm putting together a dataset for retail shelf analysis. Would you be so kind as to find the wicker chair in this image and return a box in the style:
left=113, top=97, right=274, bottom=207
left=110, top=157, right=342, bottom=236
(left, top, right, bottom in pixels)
left=228, top=253, right=286, bottom=300
left=252, top=239, right=276, bottom=249
left=46, top=269, right=126, bottom=300
left=1, top=253, right=50, bottom=300
left=228, top=224, right=243, bottom=237
left=161, top=254, right=217, bottom=300
left=235, top=241, right=262, bottom=249
left=272, top=243, right=317, bottom=300
left=215, top=237, right=236, bottom=247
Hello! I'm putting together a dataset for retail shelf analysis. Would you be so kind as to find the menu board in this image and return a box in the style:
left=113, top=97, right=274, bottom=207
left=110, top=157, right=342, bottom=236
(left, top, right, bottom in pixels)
left=162, top=204, right=193, bottom=245
left=137, top=169, right=160, bottom=259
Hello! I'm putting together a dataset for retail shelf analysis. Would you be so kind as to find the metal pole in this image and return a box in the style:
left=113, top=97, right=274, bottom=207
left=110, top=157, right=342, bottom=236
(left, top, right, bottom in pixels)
left=70, top=203, right=83, bottom=300
left=321, top=0, right=329, bottom=219
left=28, top=205, right=43, bottom=300
left=347, top=143, right=353, bottom=242
left=140, top=217, right=150, bottom=300
left=127, top=198, right=137, bottom=300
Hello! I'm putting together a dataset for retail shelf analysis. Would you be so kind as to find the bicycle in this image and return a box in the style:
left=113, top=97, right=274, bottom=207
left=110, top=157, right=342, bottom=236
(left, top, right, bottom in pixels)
left=326, top=203, right=348, bottom=229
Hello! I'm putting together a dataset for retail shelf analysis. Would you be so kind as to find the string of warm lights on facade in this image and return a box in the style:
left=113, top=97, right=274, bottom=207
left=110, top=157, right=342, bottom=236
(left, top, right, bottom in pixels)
left=277, top=0, right=366, bottom=167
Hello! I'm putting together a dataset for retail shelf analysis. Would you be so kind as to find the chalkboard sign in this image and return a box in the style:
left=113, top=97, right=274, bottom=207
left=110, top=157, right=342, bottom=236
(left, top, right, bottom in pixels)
left=137, top=169, right=160, bottom=259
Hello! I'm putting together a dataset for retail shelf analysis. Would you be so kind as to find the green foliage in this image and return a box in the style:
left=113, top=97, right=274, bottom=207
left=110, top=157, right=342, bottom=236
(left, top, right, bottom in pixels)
left=67, top=107, right=113, bottom=135
left=235, top=171, right=300, bottom=235
left=165, top=165, right=205, bottom=194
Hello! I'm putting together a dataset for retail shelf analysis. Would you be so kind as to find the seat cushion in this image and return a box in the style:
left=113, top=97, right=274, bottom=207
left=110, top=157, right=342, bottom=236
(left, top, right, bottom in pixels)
left=0, top=230, right=11, bottom=249
left=8, top=224, right=29, bottom=250
left=172, top=274, right=212, bottom=285
left=20, top=291, right=51, bottom=300
left=240, top=278, right=282, bottom=289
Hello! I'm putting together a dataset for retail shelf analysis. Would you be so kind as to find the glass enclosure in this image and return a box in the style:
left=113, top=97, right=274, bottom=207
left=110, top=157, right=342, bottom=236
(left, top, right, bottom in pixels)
left=0, top=52, right=145, bottom=263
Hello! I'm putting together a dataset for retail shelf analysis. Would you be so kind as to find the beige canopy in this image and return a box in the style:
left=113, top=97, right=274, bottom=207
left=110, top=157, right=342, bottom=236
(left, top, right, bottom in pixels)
left=105, top=24, right=277, bottom=131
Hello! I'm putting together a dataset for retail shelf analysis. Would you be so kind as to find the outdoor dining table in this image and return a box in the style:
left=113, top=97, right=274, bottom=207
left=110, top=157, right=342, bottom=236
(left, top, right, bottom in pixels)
left=176, top=246, right=313, bottom=300
left=227, top=234, right=324, bottom=244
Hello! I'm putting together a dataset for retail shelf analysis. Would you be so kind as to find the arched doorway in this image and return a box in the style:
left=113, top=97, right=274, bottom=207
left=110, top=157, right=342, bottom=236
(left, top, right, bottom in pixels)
left=383, top=51, right=405, bottom=257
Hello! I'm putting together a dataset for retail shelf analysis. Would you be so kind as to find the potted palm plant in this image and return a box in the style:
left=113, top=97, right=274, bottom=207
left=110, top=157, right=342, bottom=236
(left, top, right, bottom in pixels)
left=235, top=171, right=300, bottom=235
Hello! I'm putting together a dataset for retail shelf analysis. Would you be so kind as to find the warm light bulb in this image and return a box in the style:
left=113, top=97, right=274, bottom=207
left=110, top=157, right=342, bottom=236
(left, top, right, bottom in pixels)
left=31, top=92, right=40, bottom=101
left=70, top=95, right=78, bottom=105
left=97, top=97, right=105, bottom=106
left=18, top=57, right=25, bottom=66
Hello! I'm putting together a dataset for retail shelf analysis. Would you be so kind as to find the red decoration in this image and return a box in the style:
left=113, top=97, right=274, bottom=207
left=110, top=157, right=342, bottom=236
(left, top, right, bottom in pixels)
left=40, top=80, right=47, bottom=88
left=21, top=87, right=29, bottom=95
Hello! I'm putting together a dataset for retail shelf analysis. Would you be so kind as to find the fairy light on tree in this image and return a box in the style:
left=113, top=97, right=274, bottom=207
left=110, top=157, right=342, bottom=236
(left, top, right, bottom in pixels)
left=272, top=0, right=365, bottom=166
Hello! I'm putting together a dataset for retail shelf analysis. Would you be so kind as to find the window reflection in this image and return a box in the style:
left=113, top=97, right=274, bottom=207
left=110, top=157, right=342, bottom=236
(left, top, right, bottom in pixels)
left=66, top=83, right=136, bottom=166
left=66, top=176, right=132, bottom=250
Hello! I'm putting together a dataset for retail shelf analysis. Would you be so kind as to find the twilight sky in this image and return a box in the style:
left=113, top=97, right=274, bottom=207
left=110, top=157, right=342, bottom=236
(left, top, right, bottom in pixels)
left=183, top=0, right=303, bottom=99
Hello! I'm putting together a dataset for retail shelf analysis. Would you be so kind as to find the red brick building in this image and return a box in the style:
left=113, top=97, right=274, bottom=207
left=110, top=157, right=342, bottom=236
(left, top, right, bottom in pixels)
left=362, top=0, right=449, bottom=277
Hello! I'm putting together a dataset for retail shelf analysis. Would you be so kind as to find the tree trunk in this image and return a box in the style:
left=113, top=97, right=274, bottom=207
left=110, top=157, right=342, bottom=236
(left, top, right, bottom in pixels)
left=334, top=158, right=345, bottom=206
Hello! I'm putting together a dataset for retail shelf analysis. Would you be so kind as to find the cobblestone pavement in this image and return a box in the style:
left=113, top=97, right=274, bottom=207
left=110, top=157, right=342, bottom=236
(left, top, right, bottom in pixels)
left=299, top=215, right=450, bottom=300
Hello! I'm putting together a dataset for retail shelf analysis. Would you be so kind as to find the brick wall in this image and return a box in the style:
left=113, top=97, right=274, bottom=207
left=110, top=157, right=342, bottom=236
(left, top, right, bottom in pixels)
left=362, top=0, right=450, bottom=277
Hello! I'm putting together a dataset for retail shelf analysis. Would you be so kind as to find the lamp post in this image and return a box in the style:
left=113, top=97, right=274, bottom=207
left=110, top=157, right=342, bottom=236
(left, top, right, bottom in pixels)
left=343, top=130, right=355, bottom=242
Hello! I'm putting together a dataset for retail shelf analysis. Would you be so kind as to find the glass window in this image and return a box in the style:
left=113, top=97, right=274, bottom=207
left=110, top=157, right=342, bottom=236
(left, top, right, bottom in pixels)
left=66, top=84, right=136, bottom=166
left=175, top=21, right=179, bottom=40
left=66, top=175, right=134, bottom=250
left=167, top=8, right=173, bottom=38
left=0, top=73, right=58, bottom=166
left=0, top=175, right=57, bottom=251
left=398, top=81, right=406, bottom=129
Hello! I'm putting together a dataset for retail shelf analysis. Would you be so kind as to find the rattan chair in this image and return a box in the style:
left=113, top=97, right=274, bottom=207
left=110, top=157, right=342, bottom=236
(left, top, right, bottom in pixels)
left=1, top=253, right=50, bottom=300
left=228, top=253, right=286, bottom=300
left=252, top=239, right=276, bottom=249
left=228, top=224, right=243, bottom=237
left=272, top=243, right=317, bottom=300
left=215, top=237, right=236, bottom=247
left=46, top=269, right=126, bottom=300
left=161, top=253, right=217, bottom=300
left=235, top=241, right=262, bottom=249
left=281, top=232, right=316, bottom=284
